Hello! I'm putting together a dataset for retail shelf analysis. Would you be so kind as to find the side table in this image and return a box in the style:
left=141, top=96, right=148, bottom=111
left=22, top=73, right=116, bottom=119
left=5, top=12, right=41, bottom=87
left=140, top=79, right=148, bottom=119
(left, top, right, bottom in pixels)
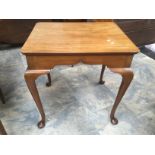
left=21, top=22, right=139, bottom=128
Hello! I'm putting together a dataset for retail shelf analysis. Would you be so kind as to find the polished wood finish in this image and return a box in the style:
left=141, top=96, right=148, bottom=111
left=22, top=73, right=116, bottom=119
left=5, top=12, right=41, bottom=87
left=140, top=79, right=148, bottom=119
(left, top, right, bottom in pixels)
left=0, top=120, right=7, bottom=135
left=109, top=68, right=134, bottom=124
left=21, top=22, right=139, bottom=128
left=24, top=70, right=50, bottom=128
left=22, top=22, right=138, bottom=54
left=26, top=54, right=133, bottom=69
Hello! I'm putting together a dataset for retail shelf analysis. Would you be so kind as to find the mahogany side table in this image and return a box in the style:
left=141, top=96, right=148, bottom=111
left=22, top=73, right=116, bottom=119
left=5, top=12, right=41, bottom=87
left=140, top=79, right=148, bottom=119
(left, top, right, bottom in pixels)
left=21, top=22, right=139, bottom=128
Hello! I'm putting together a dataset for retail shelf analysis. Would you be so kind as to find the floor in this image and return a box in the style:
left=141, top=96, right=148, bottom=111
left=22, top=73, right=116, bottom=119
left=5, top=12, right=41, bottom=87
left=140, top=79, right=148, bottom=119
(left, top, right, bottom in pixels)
left=0, top=46, right=155, bottom=135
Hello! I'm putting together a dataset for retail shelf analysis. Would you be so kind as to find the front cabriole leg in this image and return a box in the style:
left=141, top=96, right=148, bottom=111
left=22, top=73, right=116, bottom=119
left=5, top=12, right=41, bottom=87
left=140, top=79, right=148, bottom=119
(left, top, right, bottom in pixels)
left=109, top=68, right=134, bottom=125
left=24, top=69, right=50, bottom=128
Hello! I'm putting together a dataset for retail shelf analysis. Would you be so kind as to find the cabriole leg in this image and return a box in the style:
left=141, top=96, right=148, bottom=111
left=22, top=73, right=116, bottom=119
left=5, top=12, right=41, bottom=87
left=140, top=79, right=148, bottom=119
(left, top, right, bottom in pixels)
left=24, top=69, right=50, bottom=128
left=99, top=65, right=106, bottom=84
left=46, top=72, right=52, bottom=87
left=109, top=68, right=134, bottom=125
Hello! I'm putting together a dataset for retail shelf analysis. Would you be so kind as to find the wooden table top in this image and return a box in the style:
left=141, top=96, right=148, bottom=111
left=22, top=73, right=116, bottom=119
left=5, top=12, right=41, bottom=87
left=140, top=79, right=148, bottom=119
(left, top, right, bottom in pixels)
left=21, top=22, right=139, bottom=55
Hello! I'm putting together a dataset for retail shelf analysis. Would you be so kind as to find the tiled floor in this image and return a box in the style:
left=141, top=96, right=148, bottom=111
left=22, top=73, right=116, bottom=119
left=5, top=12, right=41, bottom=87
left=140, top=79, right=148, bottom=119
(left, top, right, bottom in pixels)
left=0, top=47, right=155, bottom=134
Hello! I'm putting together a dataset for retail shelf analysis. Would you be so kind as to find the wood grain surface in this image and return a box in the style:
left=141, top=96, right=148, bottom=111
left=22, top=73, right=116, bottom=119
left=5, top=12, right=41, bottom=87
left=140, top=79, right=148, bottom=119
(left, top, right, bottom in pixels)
left=21, top=22, right=139, bottom=55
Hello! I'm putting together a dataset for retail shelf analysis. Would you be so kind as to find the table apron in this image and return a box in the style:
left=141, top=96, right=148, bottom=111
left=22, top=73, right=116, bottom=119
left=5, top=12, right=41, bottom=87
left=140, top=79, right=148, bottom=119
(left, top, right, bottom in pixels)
left=26, top=54, right=134, bottom=69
